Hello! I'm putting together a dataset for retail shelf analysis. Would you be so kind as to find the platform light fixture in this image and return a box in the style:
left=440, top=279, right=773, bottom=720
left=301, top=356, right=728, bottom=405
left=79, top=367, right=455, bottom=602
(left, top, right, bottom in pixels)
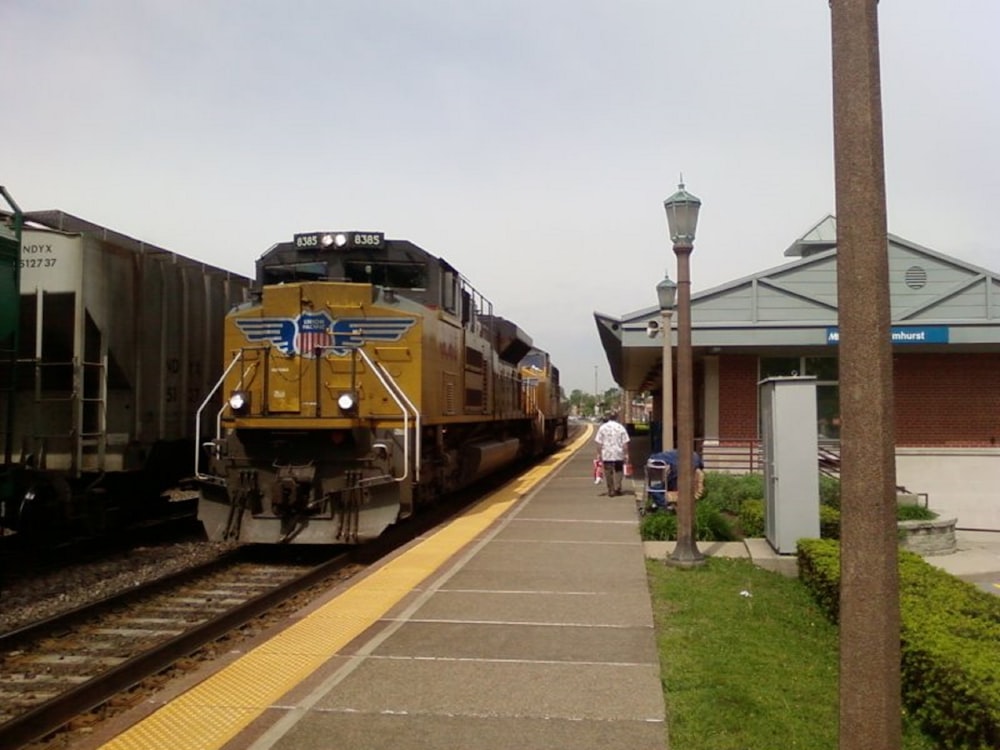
left=663, top=179, right=705, bottom=568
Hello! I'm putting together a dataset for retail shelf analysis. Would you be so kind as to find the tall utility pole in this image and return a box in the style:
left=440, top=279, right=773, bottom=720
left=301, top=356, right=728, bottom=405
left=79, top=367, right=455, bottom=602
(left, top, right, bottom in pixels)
left=594, top=365, right=599, bottom=415
left=829, top=2, right=901, bottom=749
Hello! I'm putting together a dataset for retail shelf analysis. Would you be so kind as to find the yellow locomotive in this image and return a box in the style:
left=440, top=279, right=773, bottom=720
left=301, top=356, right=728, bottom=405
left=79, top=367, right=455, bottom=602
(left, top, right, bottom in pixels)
left=196, top=231, right=566, bottom=543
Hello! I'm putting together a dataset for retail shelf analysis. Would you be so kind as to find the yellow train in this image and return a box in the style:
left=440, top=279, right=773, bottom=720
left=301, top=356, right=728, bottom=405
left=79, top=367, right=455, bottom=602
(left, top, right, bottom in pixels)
left=196, top=231, right=567, bottom=544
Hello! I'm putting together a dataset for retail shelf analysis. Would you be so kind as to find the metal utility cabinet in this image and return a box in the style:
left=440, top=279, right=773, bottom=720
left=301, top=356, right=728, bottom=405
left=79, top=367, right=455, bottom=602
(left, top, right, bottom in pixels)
left=760, top=376, right=820, bottom=554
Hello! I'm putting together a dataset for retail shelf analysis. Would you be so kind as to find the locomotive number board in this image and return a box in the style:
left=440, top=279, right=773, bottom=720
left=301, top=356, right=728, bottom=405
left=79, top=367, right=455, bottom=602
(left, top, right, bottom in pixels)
left=294, top=232, right=385, bottom=250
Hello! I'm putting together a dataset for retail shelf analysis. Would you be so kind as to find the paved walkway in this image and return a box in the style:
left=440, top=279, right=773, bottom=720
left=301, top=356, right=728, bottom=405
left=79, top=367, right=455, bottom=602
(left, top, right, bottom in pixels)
left=255, top=431, right=667, bottom=750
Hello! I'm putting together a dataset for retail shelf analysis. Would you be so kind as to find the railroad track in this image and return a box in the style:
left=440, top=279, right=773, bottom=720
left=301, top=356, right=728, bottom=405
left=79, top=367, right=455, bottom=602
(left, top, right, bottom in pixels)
left=0, top=547, right=355, bottom=749
left=0, top=449, right=568, bottom=748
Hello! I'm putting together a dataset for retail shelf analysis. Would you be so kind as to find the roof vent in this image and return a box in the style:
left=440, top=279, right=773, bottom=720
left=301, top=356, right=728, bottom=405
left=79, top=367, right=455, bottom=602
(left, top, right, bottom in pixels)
left=905, top=265, right=927, bottom=290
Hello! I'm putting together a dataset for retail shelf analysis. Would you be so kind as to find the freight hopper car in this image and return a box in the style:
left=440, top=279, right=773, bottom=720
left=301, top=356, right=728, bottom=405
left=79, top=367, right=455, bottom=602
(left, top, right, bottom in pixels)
left=0, top=211, right=251, bottom=542
left=196, top=230, right=567, bottom=544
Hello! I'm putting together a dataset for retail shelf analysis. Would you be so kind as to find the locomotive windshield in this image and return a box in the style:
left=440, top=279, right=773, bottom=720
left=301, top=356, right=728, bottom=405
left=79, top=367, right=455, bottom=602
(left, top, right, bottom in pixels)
left=260, top=261, right=329, bottom=284
left=343, top=260, right=426, bottom=289
left=521, top=350, right=548, bottom=370
left=256, top=236, right=430, bottom=291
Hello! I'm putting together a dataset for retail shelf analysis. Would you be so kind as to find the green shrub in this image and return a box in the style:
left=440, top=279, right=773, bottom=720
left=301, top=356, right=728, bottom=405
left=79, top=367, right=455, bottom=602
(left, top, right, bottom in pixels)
left=814, top=504, right=940, bottom=541
left=739, top=498, right=765, bottom=538
left=725, top=499, right=838, bottom=540
left=820, top=504, right=841, bottom=539
left=896, top=504, right=938, bottom=522
left=819, top=474, right=841, bottom=508
left=696, top=502, right=737, bottom=542
left=638, top=503, right=736, bottom=542
left=701, top=472, right=763, bottom=514
left=796, top=539, right=1000, bottom=748
left=796, top=538, right=841, bottom=621
left=681, top=473, right=937, bottom=544
left=639, top=511, right=677, bottom=541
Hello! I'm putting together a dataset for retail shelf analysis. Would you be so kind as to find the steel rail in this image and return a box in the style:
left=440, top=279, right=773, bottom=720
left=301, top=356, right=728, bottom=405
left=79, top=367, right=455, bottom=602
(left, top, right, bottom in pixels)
left=0, top=550, right=350, bottom=749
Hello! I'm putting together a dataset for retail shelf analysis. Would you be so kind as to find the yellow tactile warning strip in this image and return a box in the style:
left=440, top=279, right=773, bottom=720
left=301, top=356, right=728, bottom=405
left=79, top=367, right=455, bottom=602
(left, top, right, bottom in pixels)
left=101, top=425, right=594, bottom=750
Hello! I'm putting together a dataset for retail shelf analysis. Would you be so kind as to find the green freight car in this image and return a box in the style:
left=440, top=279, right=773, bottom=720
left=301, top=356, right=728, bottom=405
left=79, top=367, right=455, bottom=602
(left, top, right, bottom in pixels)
left=0, top=187, right=22, bottom=527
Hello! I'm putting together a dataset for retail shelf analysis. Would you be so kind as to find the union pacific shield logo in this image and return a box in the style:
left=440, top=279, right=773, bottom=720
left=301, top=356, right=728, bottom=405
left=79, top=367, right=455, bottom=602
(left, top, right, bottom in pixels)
left=236, top=313, right=416, bottom=358
left=296, top=313, right=334, bottom=355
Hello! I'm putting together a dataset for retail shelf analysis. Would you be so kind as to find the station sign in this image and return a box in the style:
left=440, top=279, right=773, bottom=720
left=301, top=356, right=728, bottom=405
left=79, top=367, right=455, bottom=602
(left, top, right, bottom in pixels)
left=825, top=326, right=950, bottom=345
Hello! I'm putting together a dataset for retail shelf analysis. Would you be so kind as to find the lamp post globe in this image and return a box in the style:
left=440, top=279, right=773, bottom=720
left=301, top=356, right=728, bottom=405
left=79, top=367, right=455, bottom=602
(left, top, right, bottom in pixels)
left=663, top=181, right=702, bottom=245
left=664, top=180, right=705, bottom=568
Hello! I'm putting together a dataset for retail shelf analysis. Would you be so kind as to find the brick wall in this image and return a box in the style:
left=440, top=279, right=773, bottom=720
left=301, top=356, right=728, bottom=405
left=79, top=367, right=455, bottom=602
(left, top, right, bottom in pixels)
left=714, top=352, right=1000, bottom=448
left=894, top=352, right=1000, bottom=448
left=717, top=355, right=759, bottom=441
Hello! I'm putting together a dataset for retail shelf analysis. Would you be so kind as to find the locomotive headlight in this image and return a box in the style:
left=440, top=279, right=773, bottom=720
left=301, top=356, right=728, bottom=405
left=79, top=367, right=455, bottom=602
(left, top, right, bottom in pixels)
left=334, top=232, right=348, bottom=248
left=229, top=391, right=248, bottom=412
left=320, top=233, right=335, bottom=248
left=337, top=392, right=357, bottom=413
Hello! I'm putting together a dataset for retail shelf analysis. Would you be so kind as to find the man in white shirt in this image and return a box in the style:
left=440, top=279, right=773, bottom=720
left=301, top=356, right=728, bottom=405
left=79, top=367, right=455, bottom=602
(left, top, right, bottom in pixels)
left=594, top=412, right=630, bottom=496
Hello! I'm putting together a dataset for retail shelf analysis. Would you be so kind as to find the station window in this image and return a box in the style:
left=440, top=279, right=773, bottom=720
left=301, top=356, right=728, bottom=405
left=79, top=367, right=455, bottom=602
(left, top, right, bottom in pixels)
left=760, top=356, right=840, bottom=441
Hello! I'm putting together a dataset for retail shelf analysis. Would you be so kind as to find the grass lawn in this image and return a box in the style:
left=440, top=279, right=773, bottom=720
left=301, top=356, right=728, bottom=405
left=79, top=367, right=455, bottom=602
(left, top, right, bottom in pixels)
left=647, top=557, right=936, bottom=750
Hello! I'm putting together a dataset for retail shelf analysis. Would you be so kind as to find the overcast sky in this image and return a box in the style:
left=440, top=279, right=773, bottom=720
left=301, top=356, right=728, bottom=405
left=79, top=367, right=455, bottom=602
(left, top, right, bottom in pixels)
left=3, top=1, right=998, bottom=395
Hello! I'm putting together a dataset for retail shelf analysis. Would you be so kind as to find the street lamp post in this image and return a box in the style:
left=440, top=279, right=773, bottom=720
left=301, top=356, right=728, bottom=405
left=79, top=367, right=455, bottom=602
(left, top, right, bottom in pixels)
left=664, top=180, right=705, bottom=568
left=593, top=364, right=599, bottom=417
left=656, top=272, right=676, bottom=452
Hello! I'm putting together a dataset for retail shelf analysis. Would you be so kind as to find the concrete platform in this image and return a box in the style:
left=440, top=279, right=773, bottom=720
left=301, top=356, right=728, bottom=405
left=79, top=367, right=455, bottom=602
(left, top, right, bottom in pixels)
left=198, top=433, right=669, bottom=750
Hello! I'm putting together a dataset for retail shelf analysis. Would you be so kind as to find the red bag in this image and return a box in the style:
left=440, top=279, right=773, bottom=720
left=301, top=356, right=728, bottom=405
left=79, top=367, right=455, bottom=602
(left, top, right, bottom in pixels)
left=624, top=460, right=633, bottom=478
left=593, top=459, right=604, bottom=484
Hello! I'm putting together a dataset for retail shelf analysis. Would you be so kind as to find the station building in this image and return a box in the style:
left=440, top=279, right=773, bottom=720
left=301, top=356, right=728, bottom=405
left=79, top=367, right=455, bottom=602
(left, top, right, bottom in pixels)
left=595, top=216, right=1000, bottom=530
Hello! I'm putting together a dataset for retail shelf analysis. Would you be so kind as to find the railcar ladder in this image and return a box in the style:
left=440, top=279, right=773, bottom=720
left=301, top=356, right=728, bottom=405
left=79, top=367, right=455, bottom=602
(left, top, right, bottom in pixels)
left=18, top=287, right=109, bottom=477
left=77, top=354, right=108, bottom=473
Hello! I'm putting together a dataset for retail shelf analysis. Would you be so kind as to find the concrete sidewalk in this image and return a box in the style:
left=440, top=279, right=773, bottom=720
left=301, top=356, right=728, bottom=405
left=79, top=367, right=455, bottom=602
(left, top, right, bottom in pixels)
left=643, top=530, right=1000, bottom=588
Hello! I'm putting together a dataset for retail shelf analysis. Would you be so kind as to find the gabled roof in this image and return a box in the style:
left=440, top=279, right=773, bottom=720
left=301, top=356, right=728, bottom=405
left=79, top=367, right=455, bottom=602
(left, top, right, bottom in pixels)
left=596, top=217, right=1000, bottom=392
left=784, top=214, right=837, bottom=257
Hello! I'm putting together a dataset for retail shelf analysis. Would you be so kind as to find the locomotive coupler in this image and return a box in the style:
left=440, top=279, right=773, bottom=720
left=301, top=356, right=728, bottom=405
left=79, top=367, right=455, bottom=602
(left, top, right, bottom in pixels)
left=271, top=463, right=317, bottom=516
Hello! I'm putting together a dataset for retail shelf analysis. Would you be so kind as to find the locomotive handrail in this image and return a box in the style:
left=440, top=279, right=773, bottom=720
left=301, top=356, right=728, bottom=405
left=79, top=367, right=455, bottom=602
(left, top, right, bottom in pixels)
left=194, top=350, right=246, bottom=480
left=352, top=347, right=421, bottom=483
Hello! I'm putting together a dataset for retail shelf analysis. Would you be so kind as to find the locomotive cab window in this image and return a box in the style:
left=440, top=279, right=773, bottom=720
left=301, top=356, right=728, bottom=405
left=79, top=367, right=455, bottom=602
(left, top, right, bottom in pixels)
left=442, top=269, right=458, bottom=314
left=343, top=260, right=426, bottom=289
left=260, top=261, right=330, bottom=285
left=521, top=350, right=547, bottom=371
